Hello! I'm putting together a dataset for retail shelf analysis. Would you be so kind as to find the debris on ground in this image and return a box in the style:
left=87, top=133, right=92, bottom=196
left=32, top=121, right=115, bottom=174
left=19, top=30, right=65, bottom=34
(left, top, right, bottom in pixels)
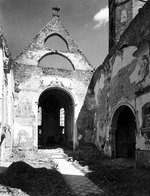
left=0, top=148, right=75, bottom=196
left=0, top=161, right=74, bottom=196
left=0, top=184, right=29, bottom=196
left=8, top=148, right=58, bottom=169
left=1, top=144, right=150, bottom=196
left=66, top=143, right=150, bottom=196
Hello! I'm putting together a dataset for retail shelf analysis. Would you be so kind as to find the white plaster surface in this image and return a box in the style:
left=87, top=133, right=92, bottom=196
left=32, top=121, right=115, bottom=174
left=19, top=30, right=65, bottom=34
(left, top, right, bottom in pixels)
left=17, top=50, right=92, bottom=71
left=94, top=74, right=105, bottom=105
left=62, top=52, right=92, bottom=70
left=112, top=46, right=136, bottom=78
left=40, top=76, right=73, bottom=89
left=130, top=44, right=149, bottom=84
left=14, top=122, right=33, bottom=140
left=111, top=55, right=121, bottom=78
left=136, top=136, right=146, bottom=150
left=121, top=46, right=136, bottom=68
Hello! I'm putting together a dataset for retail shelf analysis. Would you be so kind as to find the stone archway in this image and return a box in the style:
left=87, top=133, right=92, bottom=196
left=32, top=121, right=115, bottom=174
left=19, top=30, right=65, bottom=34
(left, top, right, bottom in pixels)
left=111, top=105, right=136, bottom=159
left=37, top=87, right=75, bottom=149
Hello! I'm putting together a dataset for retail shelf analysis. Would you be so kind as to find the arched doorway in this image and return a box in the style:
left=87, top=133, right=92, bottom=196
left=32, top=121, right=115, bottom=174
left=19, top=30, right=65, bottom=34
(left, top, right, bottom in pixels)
left=111, top=105, right=136, bottom=159
left=38, top=87, right=74, bottom=149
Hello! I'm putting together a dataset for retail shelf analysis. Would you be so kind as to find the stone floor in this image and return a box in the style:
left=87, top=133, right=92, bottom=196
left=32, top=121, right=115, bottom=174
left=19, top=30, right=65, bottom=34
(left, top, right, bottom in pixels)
left=53, top=155, right=104, bottom=196
left=0, top=154, right=104, bottom=196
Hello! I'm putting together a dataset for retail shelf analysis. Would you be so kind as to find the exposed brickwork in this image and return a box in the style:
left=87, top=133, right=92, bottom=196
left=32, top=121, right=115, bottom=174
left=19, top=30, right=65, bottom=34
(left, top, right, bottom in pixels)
left=109, top=60, right=137, bottom=108
left=109, top=0, right=146, bottom=51
left=77, top=89, right=95, bottom=144
left=108, top=1, right=150, bottom=60
left=14, top=63, right=92, bottom=93
left=109, top=0, right=133, bottom=50
left=12, top=10, right=93, bottom=150
left=92, top=1, right=150, bottom=163
left=14, top=15, right=93, bottom=71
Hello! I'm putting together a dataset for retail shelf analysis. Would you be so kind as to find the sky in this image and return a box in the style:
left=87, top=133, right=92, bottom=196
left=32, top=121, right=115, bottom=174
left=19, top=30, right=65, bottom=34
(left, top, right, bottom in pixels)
left=0, top=0, right=109, bottom=68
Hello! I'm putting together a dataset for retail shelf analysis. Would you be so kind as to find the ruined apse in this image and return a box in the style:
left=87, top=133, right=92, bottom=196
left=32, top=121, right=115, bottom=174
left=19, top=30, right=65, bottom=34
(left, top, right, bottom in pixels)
left=13, top=7, right=93, bottom=150
left=93, top=1, right=150, bottom=165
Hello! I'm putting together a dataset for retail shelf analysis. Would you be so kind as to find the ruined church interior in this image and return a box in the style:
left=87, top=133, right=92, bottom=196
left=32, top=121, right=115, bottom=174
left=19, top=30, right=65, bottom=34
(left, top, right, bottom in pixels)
left=0, top=0, right=150, bottom=167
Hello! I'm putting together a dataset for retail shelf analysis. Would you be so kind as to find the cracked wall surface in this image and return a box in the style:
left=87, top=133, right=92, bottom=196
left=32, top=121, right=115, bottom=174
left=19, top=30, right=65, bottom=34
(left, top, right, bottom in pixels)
left=0, top=28, right=13, bottom=161
left=93, top=1, right=150, bottom=165
left=13, top=11, right=93, bottom=149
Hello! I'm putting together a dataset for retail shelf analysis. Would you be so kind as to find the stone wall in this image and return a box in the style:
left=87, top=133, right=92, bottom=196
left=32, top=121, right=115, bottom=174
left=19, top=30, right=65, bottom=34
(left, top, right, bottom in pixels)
left=93, top=1, right=150, bottom=164
left=13, top=10, right=93, bottom=149
left=109, top=0, right=146, bottom=50
left=13, top=62, right=92, bottom=148
left=0, top=31, right=13, bottom=162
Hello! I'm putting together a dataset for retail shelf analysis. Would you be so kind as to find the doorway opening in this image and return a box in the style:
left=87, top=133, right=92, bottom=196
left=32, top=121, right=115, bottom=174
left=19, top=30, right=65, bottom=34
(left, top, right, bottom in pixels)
left=38, top=87, right=74, bottom=149
left=111, top=105, right=136, bottom=159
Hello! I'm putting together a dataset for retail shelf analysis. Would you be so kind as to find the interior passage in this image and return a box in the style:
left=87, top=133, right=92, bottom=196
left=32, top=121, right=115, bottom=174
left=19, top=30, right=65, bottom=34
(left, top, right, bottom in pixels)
left=114, top=106, right=136, bottom=159
left=38, top=88, right=74, bottom=149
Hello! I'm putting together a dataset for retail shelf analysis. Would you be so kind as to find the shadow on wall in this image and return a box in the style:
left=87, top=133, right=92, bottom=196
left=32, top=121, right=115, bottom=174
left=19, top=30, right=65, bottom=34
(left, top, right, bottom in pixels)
left=76, top=69, right=97, bottom=145
left=0, top=133, right=5, bottom=146
left=0, top=131, right=5, bottom=161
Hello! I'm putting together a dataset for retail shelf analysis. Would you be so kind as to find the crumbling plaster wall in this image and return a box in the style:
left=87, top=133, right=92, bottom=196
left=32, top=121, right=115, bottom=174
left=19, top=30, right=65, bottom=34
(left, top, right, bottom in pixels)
left=0, top=33, right=13, bottom=161
left=2, top=70, right=14, bottom=161
left=132, top=0, right=146, bottom=18
left=93, top=2, right=150, bottom=163
left=13, top=62, right=92, bottom=148
left=76, top=87, right=95, bottom=144
left=94, top=42, right=150, bottom=158
left=13, top=14, right=93, bottom=149
left=15, top=16, right=92, bottom=71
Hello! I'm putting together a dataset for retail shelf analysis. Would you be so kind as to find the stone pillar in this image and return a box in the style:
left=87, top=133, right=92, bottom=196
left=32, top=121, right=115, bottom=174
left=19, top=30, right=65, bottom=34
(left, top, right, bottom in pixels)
left=73, top=104, right=78, bottom=150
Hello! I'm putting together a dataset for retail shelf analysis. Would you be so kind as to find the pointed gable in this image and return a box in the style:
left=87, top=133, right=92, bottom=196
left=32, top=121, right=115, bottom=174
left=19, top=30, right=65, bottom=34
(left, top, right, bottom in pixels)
left=15, top=7, right=93, bottom=71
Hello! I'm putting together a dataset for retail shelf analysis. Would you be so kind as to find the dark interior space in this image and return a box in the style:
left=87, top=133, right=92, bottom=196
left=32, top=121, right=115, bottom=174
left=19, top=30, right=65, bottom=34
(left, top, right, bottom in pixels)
left=115, top=107, right=136, bottom=159
left=38, top=88, right=74, bottom=149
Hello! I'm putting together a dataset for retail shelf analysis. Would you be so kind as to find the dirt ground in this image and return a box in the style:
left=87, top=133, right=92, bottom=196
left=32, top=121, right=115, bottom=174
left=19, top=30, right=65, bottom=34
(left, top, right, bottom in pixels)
left=0, top=148, right=74, bottom=196
left=66, top=144, right=150, bottom=196
left=0, top=145, right=150, bottom=196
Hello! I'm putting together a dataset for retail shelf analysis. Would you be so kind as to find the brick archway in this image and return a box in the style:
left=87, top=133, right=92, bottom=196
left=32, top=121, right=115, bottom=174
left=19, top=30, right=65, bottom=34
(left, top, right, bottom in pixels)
left=37, top=87, right=75, bottom=149
left=111, top=105, right=136, bottom=159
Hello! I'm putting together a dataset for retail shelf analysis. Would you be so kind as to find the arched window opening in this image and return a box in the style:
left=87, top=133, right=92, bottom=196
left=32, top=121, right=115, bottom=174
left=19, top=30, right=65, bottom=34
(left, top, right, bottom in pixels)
left=38, top=107, right=42, bottom=126
left=38, top=107, right=42, bottom=139
left=142, top=103, right=150, bottom=131
left=38, top=54, right=74, bottom=70
left=45, top=34, right=68, bottom=51
left=60, top=108, right=65, bottom=129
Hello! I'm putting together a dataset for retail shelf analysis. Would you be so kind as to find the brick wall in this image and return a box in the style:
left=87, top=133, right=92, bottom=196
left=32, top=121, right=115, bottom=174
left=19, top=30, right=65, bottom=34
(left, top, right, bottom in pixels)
left=109, top=0, right=133, bottom=50
left=93, top=1, right=150, bottom=160
left=109, top=0, right=146, bottom=51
